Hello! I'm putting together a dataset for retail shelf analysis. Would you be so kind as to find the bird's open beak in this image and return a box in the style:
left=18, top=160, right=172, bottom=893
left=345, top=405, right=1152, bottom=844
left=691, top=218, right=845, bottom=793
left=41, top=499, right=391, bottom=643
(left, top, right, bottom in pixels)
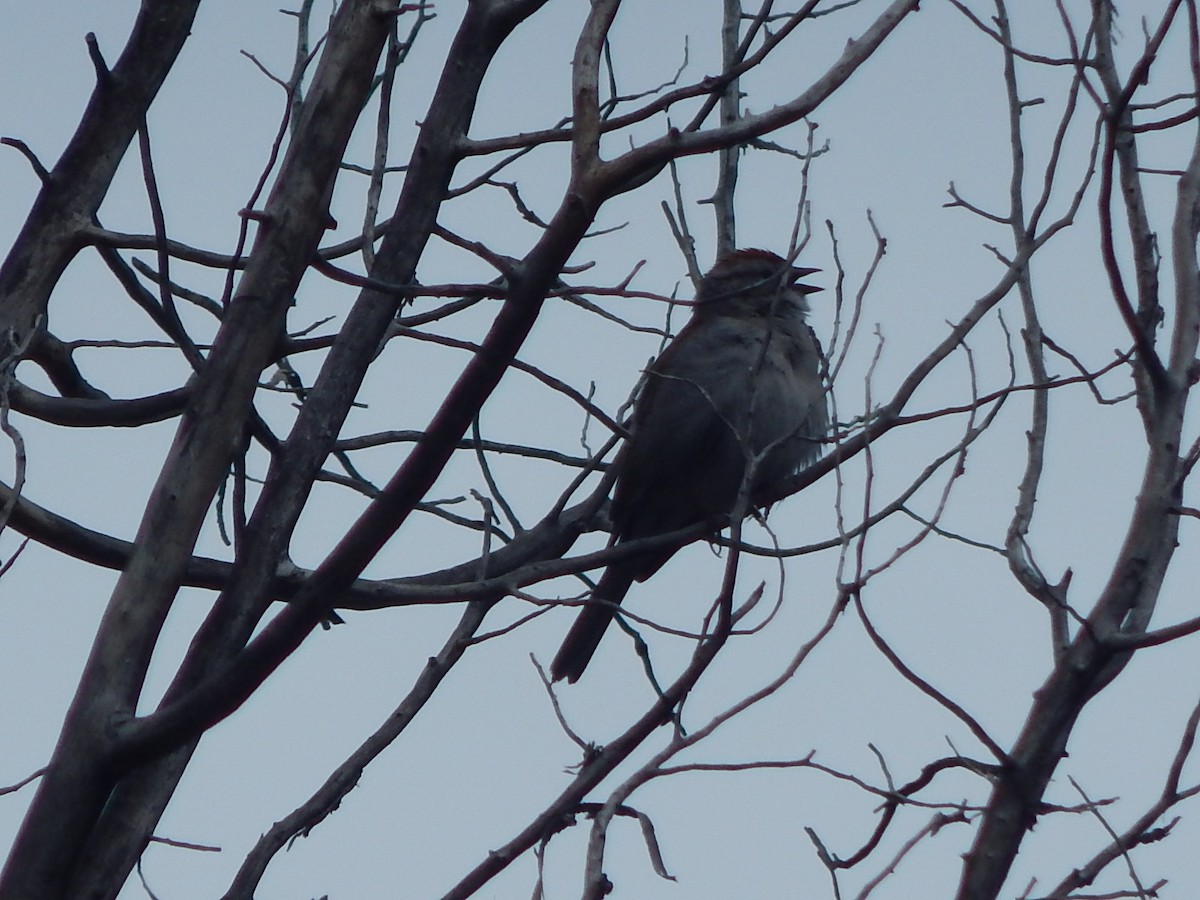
left=790, top=266, right=822, bottom=294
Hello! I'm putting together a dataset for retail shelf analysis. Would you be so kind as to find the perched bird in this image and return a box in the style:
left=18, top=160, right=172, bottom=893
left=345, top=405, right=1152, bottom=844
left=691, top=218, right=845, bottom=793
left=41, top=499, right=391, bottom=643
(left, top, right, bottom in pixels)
left=551, top=248, right=828, bottom=683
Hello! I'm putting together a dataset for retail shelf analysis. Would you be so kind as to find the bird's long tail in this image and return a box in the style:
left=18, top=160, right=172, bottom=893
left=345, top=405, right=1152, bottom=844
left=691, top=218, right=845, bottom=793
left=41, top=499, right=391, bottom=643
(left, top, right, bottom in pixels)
left=550, top=564, right=638, bottom=683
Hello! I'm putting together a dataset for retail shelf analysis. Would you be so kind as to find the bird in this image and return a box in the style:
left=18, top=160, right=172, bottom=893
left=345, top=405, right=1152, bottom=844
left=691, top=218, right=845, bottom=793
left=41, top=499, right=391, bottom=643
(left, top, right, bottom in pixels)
left=550, top=248, right=828, bottom=683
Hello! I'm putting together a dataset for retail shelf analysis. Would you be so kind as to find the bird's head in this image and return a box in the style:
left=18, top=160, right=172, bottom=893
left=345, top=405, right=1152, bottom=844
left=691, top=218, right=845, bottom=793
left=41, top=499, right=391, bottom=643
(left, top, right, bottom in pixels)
left=695, top=248, right=821, bottom=317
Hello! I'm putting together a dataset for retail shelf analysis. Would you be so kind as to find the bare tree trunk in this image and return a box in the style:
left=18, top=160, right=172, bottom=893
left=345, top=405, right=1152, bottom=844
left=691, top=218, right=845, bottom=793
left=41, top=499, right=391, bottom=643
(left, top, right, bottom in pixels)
left=0, top=1, right=396, bottom=895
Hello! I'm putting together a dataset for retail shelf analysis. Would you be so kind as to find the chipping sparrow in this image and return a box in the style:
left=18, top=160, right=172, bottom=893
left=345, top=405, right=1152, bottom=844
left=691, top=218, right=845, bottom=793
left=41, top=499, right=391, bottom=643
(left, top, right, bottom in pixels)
left=550, top=248, right=828, bottom=682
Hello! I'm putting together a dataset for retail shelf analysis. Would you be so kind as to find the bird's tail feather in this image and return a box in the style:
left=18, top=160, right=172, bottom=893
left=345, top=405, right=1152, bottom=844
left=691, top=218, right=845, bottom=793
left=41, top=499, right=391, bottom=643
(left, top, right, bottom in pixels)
left=550, top=564, right=637, bottom=683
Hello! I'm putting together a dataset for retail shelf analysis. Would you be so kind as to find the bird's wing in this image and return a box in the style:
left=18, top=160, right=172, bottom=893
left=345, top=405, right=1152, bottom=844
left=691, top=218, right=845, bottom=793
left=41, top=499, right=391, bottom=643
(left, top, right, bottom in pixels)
left=610, top=318, right=757, bottom=541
